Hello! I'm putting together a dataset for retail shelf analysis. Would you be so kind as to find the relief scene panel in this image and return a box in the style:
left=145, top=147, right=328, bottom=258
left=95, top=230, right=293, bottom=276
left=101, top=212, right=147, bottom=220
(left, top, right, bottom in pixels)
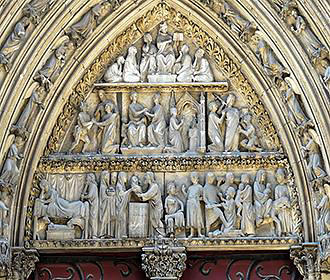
left=30, top=167, right=297, bottom=247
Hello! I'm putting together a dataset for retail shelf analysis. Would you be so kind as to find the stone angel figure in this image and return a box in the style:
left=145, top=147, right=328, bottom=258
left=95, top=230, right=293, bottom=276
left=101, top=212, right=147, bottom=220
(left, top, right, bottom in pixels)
left=34, top=41, right=72, bottom=92
left=164, top=182, right=185, bottom=237
left=0, top=136, right=24, bottom=187
left=123, top=46, right=141, bottom=82
left=23, top=0, right=54, bottom=25
left=192, top=49, right=214, bottom=82
left=104, top=56, right=125, bottom=83
left=174, top=44, right=193, bottom=82
left=65, top=3, right=104, bottom=47
left=0, top=17, right=31, bottom=72
left=279, top=77, right=312, bottom=131
left=301, top=128, right=327, bottom=181
left=11, top=89, right=44, bottom=137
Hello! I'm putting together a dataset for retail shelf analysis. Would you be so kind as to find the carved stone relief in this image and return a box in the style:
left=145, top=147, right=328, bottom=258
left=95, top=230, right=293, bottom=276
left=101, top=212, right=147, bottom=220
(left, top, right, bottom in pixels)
left=0, top=0, right=54, bottom=72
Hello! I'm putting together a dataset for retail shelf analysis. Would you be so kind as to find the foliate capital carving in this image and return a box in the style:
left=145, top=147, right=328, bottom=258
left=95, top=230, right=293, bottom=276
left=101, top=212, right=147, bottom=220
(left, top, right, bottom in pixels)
left=10, top=248, right=39, bottom=280
left=142, top=239, right=187, bottom=280
left=0, top=240, right=10, bottom=276
left=290, top=243, right=320, bottom=280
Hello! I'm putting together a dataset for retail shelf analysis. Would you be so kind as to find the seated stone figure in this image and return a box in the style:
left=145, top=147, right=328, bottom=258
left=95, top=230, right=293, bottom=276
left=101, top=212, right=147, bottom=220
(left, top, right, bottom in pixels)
left=165, top=182, right=185, bottom=237
left=193, top=48, right=214, bottom=82
left=156, top=22, right=176, bottom=74
left=175, top=44, right=193, bottom=82
left=123, top=46, right=140, bottom=83
left=104, top=56, right=125, bottom=83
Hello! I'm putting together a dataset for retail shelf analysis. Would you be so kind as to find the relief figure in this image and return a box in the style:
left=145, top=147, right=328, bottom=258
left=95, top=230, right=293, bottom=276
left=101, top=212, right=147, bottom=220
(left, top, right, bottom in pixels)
left=156, top=22, right=176, bottom=74
left=165, top=107, right=184, bottom=153
left=165, top=182, right=185, bottom=237
left=140, top=33, right=157, bottom=82
left=0, top=17, right=30, bottom=72
left=81, top=173, right=99, bottom=238
left=0, top=137, right=24, bottom=186
left=274, top=169, right=293, bottom=236
left=203, top=172, right=226, bottom=236
left=193, top=49, right=214, bottom=82
left=104, top=56, right=125, bottom=83
left=93, top=101, right=120, bottom=154
left=238, top=174, right=256, bottom=236
left=239, top=113, right=262, bottom=152
left=123, top=46, right=140, bottom=82
left=146, top=93, right=166, bottom=147
left=137, top=172, right=165, bottom=237
left=70, top=102, right=94, bottom=153
left=315, top=183, right=330, bottom=236
left=116, top=172, right=132, bottom=239
left=208, top=101, right=224, bottom=152
left=126, top=92, right=148, bottom=147
left=183, top=172, right=204, bottom=238
left=175, top=44, right=193, bottom=82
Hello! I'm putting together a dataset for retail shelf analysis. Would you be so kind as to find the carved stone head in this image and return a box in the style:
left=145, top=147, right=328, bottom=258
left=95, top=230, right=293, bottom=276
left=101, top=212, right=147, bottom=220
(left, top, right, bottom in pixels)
left=225, top=172, right=234, bottom=184
left=226, top=186, right=236, bottom=199
left=144, top=33, right=153, bottom=43
left=159, top=22, right=168, bottom=33
left=256, top=169, right=266, bottom=184
left=276, top=168, right=286, bottom=184
left=240, top=173, right=250, bottom=185
left=226, top=94, right=236, bottom=107
left=190, top=172, right=199, bottom=185
left=206, top=172, right=215, bottom=185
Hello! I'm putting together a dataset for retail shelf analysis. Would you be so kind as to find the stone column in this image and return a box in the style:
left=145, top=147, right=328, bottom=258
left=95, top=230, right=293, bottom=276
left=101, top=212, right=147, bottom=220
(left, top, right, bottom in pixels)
left=290, top=243, right=320, bottom=280
left=141, top=239, right=187, bottom=280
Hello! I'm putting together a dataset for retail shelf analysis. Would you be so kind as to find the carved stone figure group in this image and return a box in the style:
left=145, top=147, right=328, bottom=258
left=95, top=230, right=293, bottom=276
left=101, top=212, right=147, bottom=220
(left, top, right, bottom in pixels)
left=103, top=22, right=214, bottom=83
left=69, top=90, right=265, bottom=155
left=208, top=94, right=262, bottom=152
left=33, top=168, right=294, bottom=240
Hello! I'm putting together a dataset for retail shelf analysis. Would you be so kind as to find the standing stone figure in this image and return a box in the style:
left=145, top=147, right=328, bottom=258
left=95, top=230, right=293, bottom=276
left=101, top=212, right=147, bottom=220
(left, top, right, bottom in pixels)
left=116, top=172, right=132, bottom=239
left=93, top=101, right=119, bottom=154
left=0, top=17, right=31, bottom=72
left=165, top=107, right=184, bottom=153
left=175, top=44, right=193, bottom=82
left=70, top=102, right=94, bottom=153
left=127, top=92, right=148, bottom=147
left=146, top=93, right=166, bottom=147
left=184, top=172, right=204, bottom=238
left=254, top=170, right=273, bottom=227
left=140, top=33, right=157, bottom=82
left=221, top=94, right=240, bottom=152
left=156, top=22, right=175, bottom=74
left=81, top=173, right=99, bottom=238
left=23, top=0, right=54, bottom=25
left=104, top=56, right=125, bottom=83
left=123, top=46, right=140, bottom=82
left=315, top=183, right=330, bottom=236
left=238, top=174, right=255, bottom=236
left=203, top=172, right=226, bottom=236
left=0, top=137, right=24, bottom=186
left=164, top=182, right=185, bottom=236
left=208, top=101, right=224, bottom=152
left=0, top=199, right=9, bottom=238
left=99, top=171, right=115, bottom=237
left=219, top=172, right=236, bottom=196
left=193, top=48, right=214, bottom=82
left=137, top=172, right=165, bottom=237
left=290, top=9, right=322, bottom=55
left=274, top=168, right=293, bottom=236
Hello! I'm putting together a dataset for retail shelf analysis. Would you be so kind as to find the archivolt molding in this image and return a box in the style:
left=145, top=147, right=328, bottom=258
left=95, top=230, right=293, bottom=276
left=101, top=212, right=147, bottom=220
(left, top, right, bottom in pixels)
left=0, top=0, right=328, bottom=273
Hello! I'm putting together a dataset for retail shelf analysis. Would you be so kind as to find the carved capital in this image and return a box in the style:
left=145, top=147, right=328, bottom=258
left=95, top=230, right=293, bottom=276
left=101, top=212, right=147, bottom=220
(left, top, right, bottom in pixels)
left=142, top=239, right=187, bottom=280
left=290, top=243, right=320, bottom=280
left=0, top=240, right=10, bottom=277
left=319, top=235, right=330, bottom=273
left=9, top=248, right=39, bottom=280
